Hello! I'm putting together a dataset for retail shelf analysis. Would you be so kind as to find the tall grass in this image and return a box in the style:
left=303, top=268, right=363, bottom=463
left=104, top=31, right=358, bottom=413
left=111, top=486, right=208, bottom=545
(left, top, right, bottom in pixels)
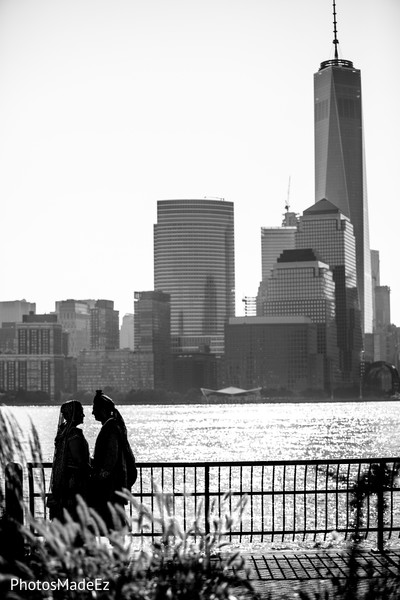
left=0, top=407, right=259, bottom=599
left=3, top=406, right=400, bottom=599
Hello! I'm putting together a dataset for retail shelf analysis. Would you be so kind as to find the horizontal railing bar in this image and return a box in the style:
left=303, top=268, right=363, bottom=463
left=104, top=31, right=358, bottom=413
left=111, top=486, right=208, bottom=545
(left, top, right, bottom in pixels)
left=21, top=458, right=400, bottom=550
left=27, top=458, right=400, bottom=469
left=130, top=527, right=400, bottom=536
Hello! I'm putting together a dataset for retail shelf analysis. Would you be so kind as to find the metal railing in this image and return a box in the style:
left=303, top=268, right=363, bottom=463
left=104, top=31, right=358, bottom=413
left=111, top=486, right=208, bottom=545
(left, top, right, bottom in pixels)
left=5, top=458, right=400, bottom=550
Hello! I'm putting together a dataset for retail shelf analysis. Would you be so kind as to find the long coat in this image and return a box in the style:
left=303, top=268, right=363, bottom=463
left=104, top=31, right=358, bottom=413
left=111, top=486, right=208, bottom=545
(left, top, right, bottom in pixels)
left=90, top=418, right=129, bottom=526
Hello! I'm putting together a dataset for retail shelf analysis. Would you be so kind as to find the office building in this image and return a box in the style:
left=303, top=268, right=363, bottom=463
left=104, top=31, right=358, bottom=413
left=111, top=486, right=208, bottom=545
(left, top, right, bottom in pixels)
left=134, top=291, right=171, bottom=389
left=370, top=250, right=380, bottom=331
left=262, top=248, right=338, bottom=390
left=314, top=9, right=372, bottom=333
left=375, top=286, right=391, bottom=331
left=90, top=299, right=119, bottom=350
left=172, top=352, right=219, bottom=393
left=55, top=299, right=91, bottom=357
left=225, top=316, right=323, bottom=393
left=120, top=313, right=134, bottom=350
left=261, top=209, right=298, bottom=283
left=365, top=249, right=395, bottom=364
left=154, top=199, right=235, bottom=355
left=0, top=314, right=64, bottom=400
left=296, top=199, right=362, bottom=383
left=0, top=322, right=17, bottom=354
left=77, top=349, right=135, bottom=393
left=257, top=214, right=297, bottom=315
left=0, top=300, right=36, bottom=325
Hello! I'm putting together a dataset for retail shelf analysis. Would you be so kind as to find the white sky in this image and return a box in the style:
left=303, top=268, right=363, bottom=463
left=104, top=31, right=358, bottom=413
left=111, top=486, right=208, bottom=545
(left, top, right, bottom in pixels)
left=0, top=0, right=399, bottom=324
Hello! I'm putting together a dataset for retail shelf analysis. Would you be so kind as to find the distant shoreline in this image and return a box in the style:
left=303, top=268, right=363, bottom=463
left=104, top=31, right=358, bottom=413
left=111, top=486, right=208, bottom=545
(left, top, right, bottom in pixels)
left=1, top=396, right=398, bottom=407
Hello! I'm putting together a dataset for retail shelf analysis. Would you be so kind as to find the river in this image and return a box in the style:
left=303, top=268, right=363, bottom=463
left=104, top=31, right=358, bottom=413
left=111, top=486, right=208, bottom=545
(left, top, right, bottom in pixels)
left=4, top=400, right=400, bottom=462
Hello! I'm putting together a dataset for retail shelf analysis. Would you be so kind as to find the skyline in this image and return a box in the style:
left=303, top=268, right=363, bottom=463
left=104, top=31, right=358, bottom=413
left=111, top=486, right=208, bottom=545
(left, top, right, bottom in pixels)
left=0, top=0, right=399, bottom=324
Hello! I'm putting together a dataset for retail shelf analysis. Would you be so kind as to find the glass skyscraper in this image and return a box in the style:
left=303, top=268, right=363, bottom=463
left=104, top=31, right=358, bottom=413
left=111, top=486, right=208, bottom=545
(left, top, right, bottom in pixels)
left=314, top=41, right=372, bottom=334
left=257, top=209, right=297, bottom=316
left=154, top=199, right=235, bottom=355
left=263, top=248, right=338, bottom=390
left=296, top=199, right=362, bottom=383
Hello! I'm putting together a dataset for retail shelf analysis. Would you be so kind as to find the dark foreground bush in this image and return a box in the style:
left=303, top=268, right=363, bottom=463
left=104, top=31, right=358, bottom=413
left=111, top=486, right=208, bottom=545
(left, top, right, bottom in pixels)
left=1, top=493, right=258, bottom=599
left=0, top=406, right=258, bottom=599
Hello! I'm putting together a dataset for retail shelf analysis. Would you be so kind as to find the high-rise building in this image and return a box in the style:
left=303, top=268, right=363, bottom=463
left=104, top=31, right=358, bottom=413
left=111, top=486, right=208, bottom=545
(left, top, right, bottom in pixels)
left=296, top=199, right=362, bottom=383
left=77, top=349, right=135, bottom=393
left=370, top=249, right=380, bottom=331
left=55, top=299, right=91, bottom=357
left=371, top=250, right=380, bottom=289
left=257, top=209, right=297, bottom=315
left=225, top=316, right=323, bottom=393
left=0, top=322, right=17, bottom=354
left=263, top=248, right=338, bottom=390
left=0, top=300, right=36, bottom=325
left=154, top=199, right=235, bottom=355
left=0, top=313, right=64, bottom=400
left=134, top=291, right=171, bottom=389
left=120, top=313, right=135, bottom=350
left=375, top=286, right=391, bottom=331
left=261, top=224, right=297, bottom=283
left=365, top=250, right=395, bottom=364
left=314, top=6, right=372, bottom=334
left=90, top=299, right=119, bottom=350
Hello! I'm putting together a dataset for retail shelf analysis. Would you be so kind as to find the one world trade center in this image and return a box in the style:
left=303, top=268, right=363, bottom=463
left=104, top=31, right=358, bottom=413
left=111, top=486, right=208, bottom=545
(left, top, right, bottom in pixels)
left=314, top=2, right=373, bottom=335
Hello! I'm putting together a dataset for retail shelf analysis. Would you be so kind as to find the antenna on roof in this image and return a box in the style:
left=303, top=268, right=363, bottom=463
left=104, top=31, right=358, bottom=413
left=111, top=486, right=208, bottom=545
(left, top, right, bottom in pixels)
left=284, top=176, right=291, bottom=212
left=332, top=0, right=339, bottom=60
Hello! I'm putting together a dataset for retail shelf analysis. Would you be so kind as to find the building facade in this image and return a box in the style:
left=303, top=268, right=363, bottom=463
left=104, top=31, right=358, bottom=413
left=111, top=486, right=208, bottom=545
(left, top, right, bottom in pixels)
left=0, top=314, right=64, bottom=400
left=154, top=199, right=235, bottom=355
left=55, top=299, right=91, bottom=357
left=224, top=316, right=323, bottom=393
left=0, top=322, right=17, bottom=354
left=0, top=300, right=36, bottom=325
left=90, top=299, right=119, bottom=350
left=314, top=43, right=372, bottom=334
left=257, top=222, right=297, bottom=316
left=262, top=249, right=338, bottom=391
left=77, top=349, right=135, bottom=393
left=120, top=313, right=134, bottom=350
left=134, top=291, right=171, bottom=390
left=296, top=199, right=362, bottom=384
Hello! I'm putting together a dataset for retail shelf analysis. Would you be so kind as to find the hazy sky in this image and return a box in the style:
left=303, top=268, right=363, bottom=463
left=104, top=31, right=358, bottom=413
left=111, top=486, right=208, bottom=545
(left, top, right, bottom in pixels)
left=0, top=0, right=399, bottom=324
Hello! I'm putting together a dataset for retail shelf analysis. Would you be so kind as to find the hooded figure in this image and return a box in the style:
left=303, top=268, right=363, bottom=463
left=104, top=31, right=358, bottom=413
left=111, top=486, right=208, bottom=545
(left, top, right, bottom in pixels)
left=48, top=400, right=91, bottom=521
left=90, top=390, right=137, bottom=530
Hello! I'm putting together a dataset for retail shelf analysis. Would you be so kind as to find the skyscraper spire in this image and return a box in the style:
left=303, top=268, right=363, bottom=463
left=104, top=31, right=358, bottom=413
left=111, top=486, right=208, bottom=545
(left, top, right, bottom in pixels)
left=332, top=0, right=339, bottom=60
left=320, top=0, right=352, bottom=70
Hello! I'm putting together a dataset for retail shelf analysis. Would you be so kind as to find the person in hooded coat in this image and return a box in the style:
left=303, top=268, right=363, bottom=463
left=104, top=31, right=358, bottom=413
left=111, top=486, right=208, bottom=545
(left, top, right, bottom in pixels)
left=48, top=400, right=91, bottom=521
left=90, top=390, right=136, bottom=530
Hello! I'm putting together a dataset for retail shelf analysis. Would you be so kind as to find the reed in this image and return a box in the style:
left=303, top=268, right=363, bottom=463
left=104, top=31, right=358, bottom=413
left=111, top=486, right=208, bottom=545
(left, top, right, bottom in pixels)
left=0, top=407, right=258, bottom=599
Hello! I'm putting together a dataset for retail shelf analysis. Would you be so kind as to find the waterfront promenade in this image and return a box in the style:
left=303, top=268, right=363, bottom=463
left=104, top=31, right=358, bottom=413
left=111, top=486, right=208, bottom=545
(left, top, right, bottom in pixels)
left=4, top=456, right=400, bottom=598
left=3, top=402, right=400, bottom=597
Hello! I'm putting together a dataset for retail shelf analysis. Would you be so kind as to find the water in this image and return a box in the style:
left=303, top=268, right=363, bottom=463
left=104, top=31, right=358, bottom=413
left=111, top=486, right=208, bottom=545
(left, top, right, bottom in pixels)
left=3, top=401, right=400, bottom=550
left=5, top=400, right=400, bottom=462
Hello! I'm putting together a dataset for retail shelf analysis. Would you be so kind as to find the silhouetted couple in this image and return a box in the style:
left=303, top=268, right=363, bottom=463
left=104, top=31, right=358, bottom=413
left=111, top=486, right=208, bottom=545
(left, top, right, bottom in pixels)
left=48, top=390, right=137, bottom=531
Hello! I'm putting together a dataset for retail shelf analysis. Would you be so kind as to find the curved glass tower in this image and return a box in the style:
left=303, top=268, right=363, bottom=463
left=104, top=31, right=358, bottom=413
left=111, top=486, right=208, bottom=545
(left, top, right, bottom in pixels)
left=314, top=4, right=372, bottom=334
left=154, top=199, right=235, bottom=355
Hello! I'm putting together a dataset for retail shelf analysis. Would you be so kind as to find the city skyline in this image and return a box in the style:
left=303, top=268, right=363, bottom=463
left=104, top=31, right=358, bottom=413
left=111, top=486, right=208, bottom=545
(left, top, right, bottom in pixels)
left=0, top=1, right=399, bottom=323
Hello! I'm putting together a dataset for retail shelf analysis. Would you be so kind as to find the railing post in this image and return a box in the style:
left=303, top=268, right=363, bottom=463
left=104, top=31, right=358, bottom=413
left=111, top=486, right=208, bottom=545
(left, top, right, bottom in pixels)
left=377, top=460, right=385, bottom=552
left=5, top=462, right=23, bottom=525
left=2, top=462, right=25, bottom=562
left=204, top=464, right=210, bottom=535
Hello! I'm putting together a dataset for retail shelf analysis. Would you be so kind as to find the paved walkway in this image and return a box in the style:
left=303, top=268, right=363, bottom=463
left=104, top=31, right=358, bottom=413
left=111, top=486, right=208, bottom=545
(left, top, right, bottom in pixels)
left=224, top=549, right=400, bottom=599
